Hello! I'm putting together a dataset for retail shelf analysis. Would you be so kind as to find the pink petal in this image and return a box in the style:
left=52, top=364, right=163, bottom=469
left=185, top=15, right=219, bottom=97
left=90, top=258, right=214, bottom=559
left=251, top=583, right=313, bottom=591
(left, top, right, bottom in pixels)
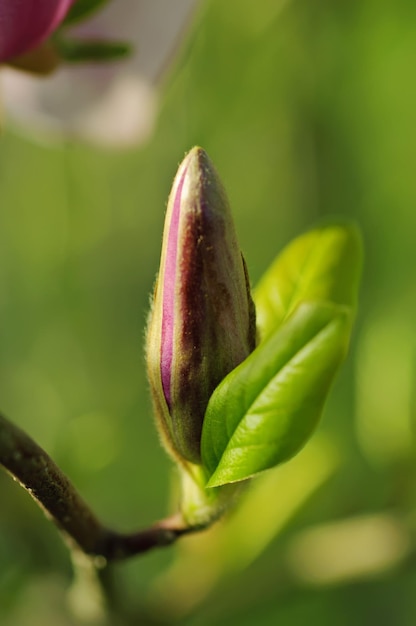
left=0, top=0, right=74, bottom=61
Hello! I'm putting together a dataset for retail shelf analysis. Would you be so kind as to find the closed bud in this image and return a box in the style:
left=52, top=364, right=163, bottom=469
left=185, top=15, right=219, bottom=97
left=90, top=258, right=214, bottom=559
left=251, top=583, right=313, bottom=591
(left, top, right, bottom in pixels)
left=147, top=147, right=256, bottom=464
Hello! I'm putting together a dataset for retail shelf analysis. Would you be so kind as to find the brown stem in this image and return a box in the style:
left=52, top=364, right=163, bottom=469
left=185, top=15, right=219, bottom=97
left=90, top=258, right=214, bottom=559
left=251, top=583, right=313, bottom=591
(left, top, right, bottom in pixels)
left=0, top=413, right=198, bottom=561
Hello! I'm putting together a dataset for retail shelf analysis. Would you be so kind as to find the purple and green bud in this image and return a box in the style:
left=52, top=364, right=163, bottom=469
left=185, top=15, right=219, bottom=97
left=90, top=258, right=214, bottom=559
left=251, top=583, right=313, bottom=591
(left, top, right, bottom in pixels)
left=147, top=147, right=256, bottom=465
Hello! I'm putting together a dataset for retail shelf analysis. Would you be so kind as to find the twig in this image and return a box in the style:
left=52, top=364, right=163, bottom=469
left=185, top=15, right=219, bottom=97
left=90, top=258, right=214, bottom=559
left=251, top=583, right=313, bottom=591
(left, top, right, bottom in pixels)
left=0, top=413, right=197, bottom=561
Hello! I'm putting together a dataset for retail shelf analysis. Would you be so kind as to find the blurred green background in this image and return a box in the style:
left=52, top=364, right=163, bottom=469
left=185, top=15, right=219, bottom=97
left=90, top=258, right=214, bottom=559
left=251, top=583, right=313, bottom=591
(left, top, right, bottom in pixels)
left=1, top=0, right=416, bottom=624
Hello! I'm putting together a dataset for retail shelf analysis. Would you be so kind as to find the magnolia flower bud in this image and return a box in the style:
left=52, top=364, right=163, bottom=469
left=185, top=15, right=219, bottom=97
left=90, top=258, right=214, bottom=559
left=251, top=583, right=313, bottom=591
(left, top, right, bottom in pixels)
left=147, top=147, right=256, bottom=464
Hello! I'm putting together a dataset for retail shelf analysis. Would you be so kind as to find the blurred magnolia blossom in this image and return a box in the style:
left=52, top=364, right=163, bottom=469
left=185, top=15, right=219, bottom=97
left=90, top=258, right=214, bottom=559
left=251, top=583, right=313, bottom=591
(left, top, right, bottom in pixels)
left=0, top=0, right=200, bottom=147
left=0, top=0, right=74, bottom=62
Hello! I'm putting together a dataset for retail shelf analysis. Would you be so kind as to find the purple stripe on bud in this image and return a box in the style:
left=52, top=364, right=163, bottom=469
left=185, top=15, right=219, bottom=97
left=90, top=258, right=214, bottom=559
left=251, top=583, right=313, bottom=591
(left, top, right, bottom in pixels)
left=161, top=165, right=188, bottom=408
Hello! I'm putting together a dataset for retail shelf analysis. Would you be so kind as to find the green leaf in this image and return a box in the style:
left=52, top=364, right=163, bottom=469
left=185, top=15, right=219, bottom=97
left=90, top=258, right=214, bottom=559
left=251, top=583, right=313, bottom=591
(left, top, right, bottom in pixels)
left=254, top=221, right=362, bottom=342
left=63, top=0, right=111, bottom=26
left=201, top=302, right=350, bottom=487
left=56, top=37, right=132, bottom=63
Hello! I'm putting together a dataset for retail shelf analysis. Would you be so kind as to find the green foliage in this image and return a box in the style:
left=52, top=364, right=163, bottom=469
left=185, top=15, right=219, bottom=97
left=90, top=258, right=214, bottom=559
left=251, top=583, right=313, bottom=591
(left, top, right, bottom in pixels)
left=254, top=222, right=362, bottom=342
left=202, top=302, right=350, bottom=486
left=55, top=37, right=132, bottom=63
left=63, top=0, right=111, bottom=26
left=201, top=222, right=361, bottom=487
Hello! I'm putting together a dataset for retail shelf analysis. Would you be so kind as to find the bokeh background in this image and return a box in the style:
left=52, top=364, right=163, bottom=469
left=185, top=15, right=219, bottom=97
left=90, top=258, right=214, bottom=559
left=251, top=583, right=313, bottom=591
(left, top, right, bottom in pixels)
left=1, top=0, right=416, bottom=624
